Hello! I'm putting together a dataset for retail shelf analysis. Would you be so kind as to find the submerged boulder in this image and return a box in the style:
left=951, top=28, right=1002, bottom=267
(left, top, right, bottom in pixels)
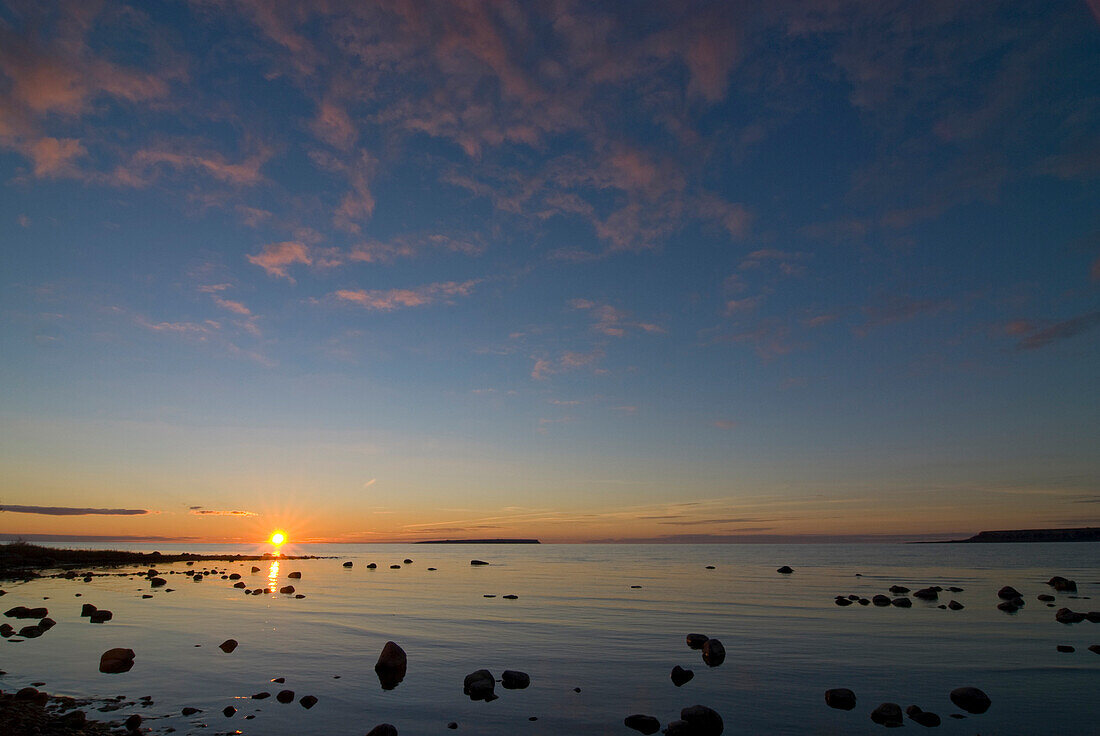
left=375, top=641, right=407, bottom=690
left=670, top=665, right=694, bottom=687
left=776, top=566, right=794, bottom=574
left=686, top=633, right=709, bottom=649
left=463, top=669, right=497, bottom=701
left=701, top=638, right=725, bottom=667
left=99, top=647, right=135, bottom=674
left=624, top=714, right=661, bottom=735
left=1048, top=576, right=1077, bottom=592
left=949, top=686, right=991, bottom=714
left=501, top=670, right=530, bottom=689
left=680, top=704, right=723, bottom=736
left=824, top=688, right=857, bottom=710
left=870, top=702, right=903, bottom=726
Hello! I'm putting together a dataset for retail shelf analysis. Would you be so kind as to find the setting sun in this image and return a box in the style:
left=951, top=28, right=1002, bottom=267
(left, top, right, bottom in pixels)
left=269, top=530, right=287, bottom=546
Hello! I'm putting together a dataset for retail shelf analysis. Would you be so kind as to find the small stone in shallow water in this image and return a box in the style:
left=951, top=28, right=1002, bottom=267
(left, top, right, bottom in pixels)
left=343, top=561, right=353, bottom=567
left=300, top=695, right=318, bottom=709
left=870, top=702, right=903, bottom=726
left=777, top=566, right=793, bottom=574
left=463, top=669, right=497, bottom=701
left=889, top=585, right=910, bottom=594
left=624, top=714, right=660, bottom=734
left=279, top=585, right=295, bottom=594
left=686, top=633, right=709, bottom=649
left=502, top=594, right=518, bottom=600
left=824, top=688, right=857, bottom=710
left=271, top=677, right=286, bottom=683
left=680, top=704, right=723, bottom=736
left=181, top=707, right=200, bottom=716
left=501, top=670, right=530, bottom=689
left=470, top=559, right=490, bottom=565
left=403, top=559, right=413, bottom=564
left=948, top=600, right=964, bottom=610
left=447, top=722, right=458, bottom=729
left=671, top=665, right=694, bottom=687
left=949, top=686, right=991, bottom=714
left=366, top=725, right=398, bottom=736
left=906, top=705, right=941, bottom=727
left=891, top=597, right=912, bottom=608
left=872, top=595, right=891, bottom=607
left=1056, top=645, right=1075, bottom=652
left=219, top=639, right=238, bottom=653
left=252, top=692, right=270, bottom=699
left=99, top=648, right=135, bottom=674
left=124, top=714, right=141, bottom=731
left=701, top=638, right=725, bottom=667
left=367, top=563, right=377, bottom=569
left=705, top=565, right=715, bottom=569
left=276, top=689, right=295, bottom=703
left=288, top=571, right=301, bottom=579
left=223, top=706, right=236, bottom=717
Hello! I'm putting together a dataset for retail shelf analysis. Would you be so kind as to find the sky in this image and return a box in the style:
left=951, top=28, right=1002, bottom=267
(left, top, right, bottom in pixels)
left=1, top=1, right=1098, bottom=544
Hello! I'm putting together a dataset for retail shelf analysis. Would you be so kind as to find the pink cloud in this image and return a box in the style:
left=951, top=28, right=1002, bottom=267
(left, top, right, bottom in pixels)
left=724, top=296, right=763, bottom=316
left=29, top=136, right=86, bottom=177
left=334, top=280, right=479, bottom=311
left=712, top=420, right=736, bottom=430
left=531, top=349, right=605, bottom=380
left=247, top=242, right=313, bottom=280
left=213, top=297, right=251, bottom=316
left=128, top=146, right=270, bottom=186
left=190, top=509, right=258, bottom=517
left=312, top=100, right=357, bottom=150
left=570, top=299, right=664, bottom=336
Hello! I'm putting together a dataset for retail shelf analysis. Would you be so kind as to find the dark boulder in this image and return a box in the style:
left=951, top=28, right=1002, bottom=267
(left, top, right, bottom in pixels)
left=680, top=704, right=723, bottom=736
left=150, top=577, right=166, bottom=587
left=38, top=617, right=56, bottom=630
left=219, top=639, right=238, bottom=653
left=1056, top=645, right=1075, bottom=652
left=997, top=601, right=1019, bottom=613
left=463, top=669, right=497, bottom=701
left=300, top=694, right=318, bottom=709
left=181, top=707, right=200, bottom=716
left=1048, top=576, right=1077, bottom=592
left=99, top=647, right=136, bottom=674
left=501, top=670, right=530, bottom=689
left=776, top=566, right=793, bottom=574
left=891, top=597, right=912, bottom=608
left=702, top=638, right=725, bottom=667
left=906, top=705, right=941, bottom=727
left=870, top=702, right=903, bottom=726
left=913, top=588, right=938, bottom=601
left=1055, top=607, right=1086, bottom=623
left=367, top=563, right=377, bottom=569
left=288, top=571, right=301, bottom=579
left=948, top=600, right=964, bottom=610
left=835, top=596, right=853, bottom=606
left=403, top=559, right=413, bottom=564
left=888, top=585, right=910, bottom=595
left=343, top=561, right=353, bottom=567
left=997, top=586, right=1021, bottom=600
left=949, top=686, right=991, bottom=714
left=375, top=640, right=407, bottom=690
left=223, top=706, right=236, bottom=717
left=279, top=585, right=295, bottom=594
left=366, top=725, right=398, bottom=736
left=89, top=609, right=113, bottom=623
left=624, top=714, right=661, bottom=735
left=19, top=625, right=43, bottom=638
left=471, top=560, right=490, bottom=566
left=872, top=595, right=891, bottom=607
left=124, top=714, right=142, bottom=731
left=1088, top=644, right=1100, bottom=655
left=81, top=604, right=97, bottom=617
left=824, top=688, right=856, bottom=710
left=1037, top=594, right=1055, bottom=602
left=252, top=692, right=271, bottom=699
left=276, top=690, right=295, bottom=703
left=671, top=665, right=694, bottom=687
left=250, top=566, right=261, bottom=573
left=686, top=633, right=708, bottom=649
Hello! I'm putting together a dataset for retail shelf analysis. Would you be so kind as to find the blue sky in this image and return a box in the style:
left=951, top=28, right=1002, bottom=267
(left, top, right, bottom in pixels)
left=1, top=0, right=1098, bottom=543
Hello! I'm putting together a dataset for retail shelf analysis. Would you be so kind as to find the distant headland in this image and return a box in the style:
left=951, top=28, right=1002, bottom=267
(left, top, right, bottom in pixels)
left=928, top=527, right=1100, bottom=544
left=414, top=538, right=540, bottom=544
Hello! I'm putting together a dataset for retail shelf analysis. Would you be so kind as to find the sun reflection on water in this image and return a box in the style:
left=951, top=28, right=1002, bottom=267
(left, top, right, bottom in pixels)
left=267, top=560, right=280, bottom=593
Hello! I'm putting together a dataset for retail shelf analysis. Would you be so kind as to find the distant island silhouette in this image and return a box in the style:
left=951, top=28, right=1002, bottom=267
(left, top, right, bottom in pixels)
left=414, top=538, right=540, bottom=544
left=929, top=527, right=1100, bottom=543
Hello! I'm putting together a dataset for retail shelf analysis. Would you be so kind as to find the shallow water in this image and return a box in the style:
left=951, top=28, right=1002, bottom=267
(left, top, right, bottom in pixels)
left=2, top=542, right=1098, bottom=735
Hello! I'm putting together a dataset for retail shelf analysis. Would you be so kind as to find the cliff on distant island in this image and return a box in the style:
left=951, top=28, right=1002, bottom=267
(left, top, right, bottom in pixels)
left=951, top=527, right=1100, bottom=543
left=414, top=538, right=540, bottom=544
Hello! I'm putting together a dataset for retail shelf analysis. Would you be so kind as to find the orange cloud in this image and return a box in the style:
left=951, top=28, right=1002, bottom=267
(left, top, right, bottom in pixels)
left=247, top=242, right=313, bottom=280
left=312, top=100, right=357, bottom=149
left=213, top=297, right=251, bottom=316
left=334, top=280, right=479, bottom=311
left=29, top=136, right=86, bottom=177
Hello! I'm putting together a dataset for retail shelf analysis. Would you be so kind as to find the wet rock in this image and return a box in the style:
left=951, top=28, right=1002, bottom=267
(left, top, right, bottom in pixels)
left=891, top=597, right=912, bottom=608
left=279, top=585, right=295, bottom=594
left=1048, top=576, right=1077, bottom=592
left=223, top=706, right=236, bottom=717
left=81, top=603, right=97, bottom=617
left=1086, top=611, right=1100, bottom=623
left=99, top=648, right=136, bottom=674
left=463, top=669, right=497, bottom=701
left=1055, top=607, right=1086, bottom=623
left=948, top=600, right=964, bottom=610
left=295, top=593, right=306, bottom=599
left=906, top=705, right=941, bottom=727
left=705, top=565, right=715, bottom=569
left=5, top=606, right=48, bottom=619
left=252, top=691, right=271, bottom=699
left=680, top=704, right=723, bottom=735
left=272, top=677, right=286, bottom=683
left=89, top=609, right=113, bottom=623
left=229, top=573, right=241, bottom=579
left=913, top=588, right=938, bottom=601
left=702, top=638, right=725, bottom=667
left=367, top=563, right=377, bottom=569
left=671, top=665, right=694, bottom=687
left=624, top=714, right=661, bottom=734
left=663, top=720, right=690, bottom=735
left=375, top=640, right=407, bottom=690
left=427, top=567, right=437, bottom=571
left=150, top=577, right=166, bottom=587
left=447, top=722, right=458, bottom=729
left=390, top=565, right=401, bottom=569
left=1089, top=645, right=1100, bottom=655
left=824, top=688, right=857, bottom=710
left=1038, top=594, right=1055, bottom=602
left=889, top=585, right=910, bottom=595
left=233, top=581, right=246, bottom=588
left=38, top=617, right=56, bottom=630
left=997, top=601, right=1019, bottom=613
left=777, top=566, right=793, bottom=574
left=182, top=707, right=200, bottom=716
left=502, top=594, right=519, bottom=600
left=276, top=690, right=295, bottom=703
left=858, top=598, right=870, bottom=605
left=949, top=686, right=990, bottom=714
left=997, top=586, right=1021, bottom=600
left=403, top=559, right=413, bottom=564
left=686, top=633, right=709, bottom=649
left=948, top=586, right=964, bottom=592
left=834, top=596, right=853, bottom=606
left=872, top=594, right=891, bottom=607
left=18, top=625, right=43, bottom=638
left=870, top=702, right=903, bottom=726
left=219, top=639, right=238, bottom=653
left=288, top=571, right=301, bottom=579
left=366, top=725, right=398, bottom=736
left=0, top=623, right=13, bottom=637
left=250, top=566, right=260, bottom=573
left=125, top=714, right=142, bottom=731
left=501, top=670, right=530, bottom=689
left=1056, top=645, right=1075, bottom=652
left=300, top=694, right=318, bottom=709
left=343, top=561, right=353, bottom=567
left=470, top=560, right=490, bottom=566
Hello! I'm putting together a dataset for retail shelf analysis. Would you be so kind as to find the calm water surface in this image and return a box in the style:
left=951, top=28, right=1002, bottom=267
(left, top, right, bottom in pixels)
left=2, top=543, right=1098, bottom=734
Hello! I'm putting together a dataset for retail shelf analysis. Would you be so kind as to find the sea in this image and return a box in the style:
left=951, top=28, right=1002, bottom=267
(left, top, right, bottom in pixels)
left=1, top=542, right=1098, bottom=735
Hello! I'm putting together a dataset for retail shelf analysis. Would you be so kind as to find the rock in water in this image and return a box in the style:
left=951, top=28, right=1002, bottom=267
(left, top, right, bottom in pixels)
left=680, top=704, right=723, bottom=735
left=219, top=639, right=238, bottom=653
left=366, top=725, right=398, bottom=736
left=223, top=706, right=236, bottom=717
left=250, top=566, right=260, bottom=573
left=470, top=559, right=490, bottom=566
left=1048, top=576, right=1077, bottom=592
left=375, top=641, right=407, bottom=690
left=288, top=571, right=301, bottom=579
left=997, top=586, right=1022, bottom=600
left=279, top=585, right=295, bottom=594
left=299, top=695, right=318, bottom=709
left=891, top=597, right=912, bottom=608
left=702, top=638, right=725, bottom=667
left=624, top=714, right=661, bottom=734
left=1055, top=607, right=1086, bottom=624
left=913, top=587, right=938, bottom=600
left=906, top=705, right=941, bottom=727
left=276, top=690, right=295, bottom=703
left=777, top=566, right=793, bottom=574
left=343, top=561, right=353, bottom=567
left=870, top=702, right=903, bottom=726
left=501, top=670, right=530, bottom=689
left=124, top=714, right=141, bottom=731
left=949, top=686, right=991, bottom=714
left=888, top=585, right=910, bottom=594
left=99, top=648, right=136, bottom=674
left=948, top=600, right=964, bottom=610
left=686, top=633, right=709, bottom=649
left=89, top=609, right=113, bottom=623
left=150, top=577, right=166, bottom=587
left=463, top=669, right=497, bottom=701
left=871, top=595, right=891, bottom=607
left=81, top=604, right=97, bottom=617
left=824, top=688, right=857, bottom=710
left=670, top=665, right=694, bottom=687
